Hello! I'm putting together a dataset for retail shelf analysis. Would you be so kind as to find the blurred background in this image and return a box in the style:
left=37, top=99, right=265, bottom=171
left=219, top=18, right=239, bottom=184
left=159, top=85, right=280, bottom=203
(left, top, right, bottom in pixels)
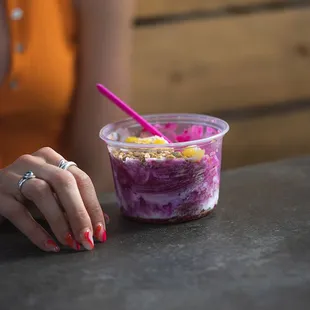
left=132, top=0, right=310, bottom=170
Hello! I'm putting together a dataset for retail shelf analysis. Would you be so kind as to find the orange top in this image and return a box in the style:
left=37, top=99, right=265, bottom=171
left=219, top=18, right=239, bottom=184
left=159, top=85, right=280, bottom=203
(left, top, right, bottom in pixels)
left=0, top=0, right=77, bottom=167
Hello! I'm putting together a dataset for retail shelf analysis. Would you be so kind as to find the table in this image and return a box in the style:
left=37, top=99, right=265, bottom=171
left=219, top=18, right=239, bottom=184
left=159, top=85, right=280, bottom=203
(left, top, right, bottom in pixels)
left=1, top=157, right=310, bottom=310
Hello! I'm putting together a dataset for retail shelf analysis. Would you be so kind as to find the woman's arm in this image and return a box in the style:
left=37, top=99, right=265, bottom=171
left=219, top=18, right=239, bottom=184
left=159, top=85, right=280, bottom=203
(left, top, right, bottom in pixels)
left=68, top=0, right=135, bottom=193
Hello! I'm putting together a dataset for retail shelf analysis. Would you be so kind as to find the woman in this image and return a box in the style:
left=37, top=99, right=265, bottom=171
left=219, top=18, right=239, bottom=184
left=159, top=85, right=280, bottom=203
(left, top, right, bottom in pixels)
left=0, top=0, right=135, bottom=251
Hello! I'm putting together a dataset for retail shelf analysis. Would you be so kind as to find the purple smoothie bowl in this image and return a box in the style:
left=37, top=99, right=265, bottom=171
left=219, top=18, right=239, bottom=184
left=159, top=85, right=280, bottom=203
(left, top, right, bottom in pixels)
left=100, top=114, right=229, bottom=224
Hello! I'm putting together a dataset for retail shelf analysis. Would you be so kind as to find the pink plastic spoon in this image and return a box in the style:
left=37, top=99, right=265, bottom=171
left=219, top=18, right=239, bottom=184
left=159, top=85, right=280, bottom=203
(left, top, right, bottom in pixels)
left=96, top=83, right=172, bottom=143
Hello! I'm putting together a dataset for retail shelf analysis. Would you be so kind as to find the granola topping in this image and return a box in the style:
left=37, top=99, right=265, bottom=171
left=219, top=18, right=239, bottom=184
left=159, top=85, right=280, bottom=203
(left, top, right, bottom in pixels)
left=111, top=136, right=206, bottom=162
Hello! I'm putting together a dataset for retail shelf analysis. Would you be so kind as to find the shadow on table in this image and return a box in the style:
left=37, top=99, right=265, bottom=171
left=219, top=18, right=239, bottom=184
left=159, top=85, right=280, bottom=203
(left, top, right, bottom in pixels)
left=0, top=202, right=186, bottom=263
left=0, top=220, right=87, bottom=263
left=105, top=202, right=216, bottom=235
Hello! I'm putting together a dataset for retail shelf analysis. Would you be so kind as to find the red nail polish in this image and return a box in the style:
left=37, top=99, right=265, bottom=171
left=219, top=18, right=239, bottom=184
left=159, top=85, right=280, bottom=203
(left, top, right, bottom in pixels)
left=102, top=230, right=107, bottom=242
left=82, top=230, right=94, bottom=250
left=45, top=240, right=60, bottom=252
left=95, top=224, right=107, bottom=243
left=65, top=233, right=81, bottom=251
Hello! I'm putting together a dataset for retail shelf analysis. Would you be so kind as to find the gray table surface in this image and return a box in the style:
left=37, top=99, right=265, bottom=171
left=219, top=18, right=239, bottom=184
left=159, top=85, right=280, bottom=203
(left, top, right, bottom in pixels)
left=1, top=157, right=310, bottom=310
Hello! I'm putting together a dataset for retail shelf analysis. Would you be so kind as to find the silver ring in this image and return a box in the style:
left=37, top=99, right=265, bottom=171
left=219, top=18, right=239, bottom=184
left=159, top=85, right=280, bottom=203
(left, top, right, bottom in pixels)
left=58, top=159, right=77, bottom=171
left=18, top=171, right=36, bottom=192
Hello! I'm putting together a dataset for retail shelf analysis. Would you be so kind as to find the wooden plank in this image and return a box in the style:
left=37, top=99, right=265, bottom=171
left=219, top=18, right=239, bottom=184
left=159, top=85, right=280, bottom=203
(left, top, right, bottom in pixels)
left=136, top=0, right=281, bottom=16
left=132, top=8, right=310, bottom=114
left=222, top=107, right=310, bottom=169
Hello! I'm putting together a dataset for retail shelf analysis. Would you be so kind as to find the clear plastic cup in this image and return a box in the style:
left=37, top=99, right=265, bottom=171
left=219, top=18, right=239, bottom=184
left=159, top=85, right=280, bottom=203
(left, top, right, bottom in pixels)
left=100, top=114, right=229, bottom=224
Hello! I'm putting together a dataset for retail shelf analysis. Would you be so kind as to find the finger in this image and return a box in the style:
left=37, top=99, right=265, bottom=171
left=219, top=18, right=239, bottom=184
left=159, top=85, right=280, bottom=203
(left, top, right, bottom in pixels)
left=68, top=167, right=107, bottom=243
left=21, top=177, right=81, bottom=251
left=33, top=147, right=107, bottom=242
left=1, top=196, right=60, bottom=252
left=32, top=147, right=63, bottom=165
left=13, top=155, right=95, bottom=250
left=0, top=168, right=24, bottom=201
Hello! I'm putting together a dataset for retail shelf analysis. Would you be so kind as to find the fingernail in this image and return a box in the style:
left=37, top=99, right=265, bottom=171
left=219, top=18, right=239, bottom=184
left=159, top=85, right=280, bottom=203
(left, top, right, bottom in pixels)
left=104, top=213, right=110, bottom=225
left=81, top=229, right=94, bottom=250
left=45, top=240, right=60, bottom=252
left=65, top=233, right=81, bottom=251
left=95, top=223, right=107, bottom=243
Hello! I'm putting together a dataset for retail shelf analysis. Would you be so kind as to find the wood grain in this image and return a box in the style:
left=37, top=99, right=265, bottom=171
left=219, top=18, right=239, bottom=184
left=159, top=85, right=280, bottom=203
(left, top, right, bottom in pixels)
left=136, top=0, right=284, bottom=16
left=132, top=8, right=310, bottom=114
left=222, top=107, right=310, bottom=169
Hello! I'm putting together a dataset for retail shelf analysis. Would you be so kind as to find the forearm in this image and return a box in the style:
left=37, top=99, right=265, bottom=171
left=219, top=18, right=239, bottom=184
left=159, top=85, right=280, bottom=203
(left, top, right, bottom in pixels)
left=68, top=1, right=135, bottom=193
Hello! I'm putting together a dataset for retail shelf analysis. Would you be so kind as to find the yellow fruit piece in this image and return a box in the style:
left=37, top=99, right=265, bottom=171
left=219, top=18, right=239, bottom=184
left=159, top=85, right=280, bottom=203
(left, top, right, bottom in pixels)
left=182, top=146, right=205, bottom=161
left=153, top=138, right=167, bottom=144
left=125, top=136, right=168, bottom=145
left=125, top=136, right=139, bottom=143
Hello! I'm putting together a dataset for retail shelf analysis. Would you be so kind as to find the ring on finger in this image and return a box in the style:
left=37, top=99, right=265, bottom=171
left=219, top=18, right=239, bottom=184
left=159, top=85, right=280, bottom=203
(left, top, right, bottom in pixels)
left=58, top=159, right=77, bottom=171
left=18, top=171, right=36, bottom=192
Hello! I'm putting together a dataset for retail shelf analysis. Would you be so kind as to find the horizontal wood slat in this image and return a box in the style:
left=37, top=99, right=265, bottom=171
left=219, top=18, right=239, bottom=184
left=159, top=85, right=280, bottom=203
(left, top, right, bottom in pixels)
left=222, top=108, right=310, bottom=169
left=136, top=0, right=289, bottom=17
left=132, top=8, right=310, bottom=114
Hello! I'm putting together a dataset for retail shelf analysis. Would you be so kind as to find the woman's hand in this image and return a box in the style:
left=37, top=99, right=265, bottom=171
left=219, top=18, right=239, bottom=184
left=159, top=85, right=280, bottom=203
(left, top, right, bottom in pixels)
left=0, top=147, right=107, bottom=252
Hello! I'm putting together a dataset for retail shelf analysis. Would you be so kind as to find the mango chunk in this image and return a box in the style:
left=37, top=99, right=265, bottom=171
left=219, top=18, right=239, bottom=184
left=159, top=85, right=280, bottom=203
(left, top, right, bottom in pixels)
left=182, top=146, right=205, bottom=161
left=125, top=136, right=168, bottom=145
